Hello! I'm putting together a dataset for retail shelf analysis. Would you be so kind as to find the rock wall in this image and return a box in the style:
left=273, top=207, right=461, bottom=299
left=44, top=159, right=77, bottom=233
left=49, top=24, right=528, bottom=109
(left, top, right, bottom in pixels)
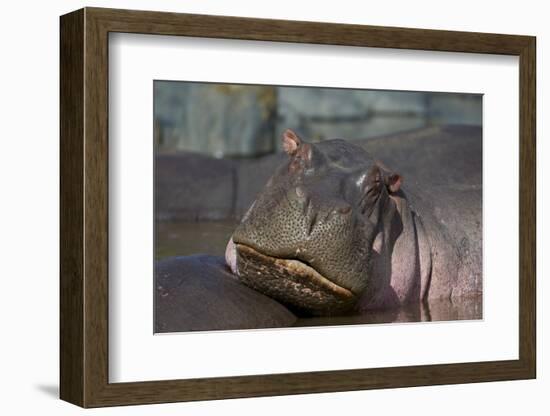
left=155, top=82, right=277, bottom=157
left=154, top=81, right=481, bottom=158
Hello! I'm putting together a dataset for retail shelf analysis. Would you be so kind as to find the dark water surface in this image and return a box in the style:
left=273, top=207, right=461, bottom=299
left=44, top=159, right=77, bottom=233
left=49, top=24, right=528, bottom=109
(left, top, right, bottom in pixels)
left=156, top=221, right=482, bottom=326
left=156, top=220, right=238, bottom=260
left=294, top=295, right=482, bottom=326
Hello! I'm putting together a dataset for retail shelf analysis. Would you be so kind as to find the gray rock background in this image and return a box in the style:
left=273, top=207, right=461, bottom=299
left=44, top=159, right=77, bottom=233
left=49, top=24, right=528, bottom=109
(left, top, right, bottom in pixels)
left=154, top=81, right=481, bottom=158
left=155, top=82, right=277, bottom=157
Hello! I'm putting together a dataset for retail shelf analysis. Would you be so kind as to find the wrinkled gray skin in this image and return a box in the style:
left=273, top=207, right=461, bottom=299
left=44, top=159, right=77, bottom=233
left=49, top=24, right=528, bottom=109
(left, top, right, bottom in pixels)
left=226, top=129, right=481, bottom=315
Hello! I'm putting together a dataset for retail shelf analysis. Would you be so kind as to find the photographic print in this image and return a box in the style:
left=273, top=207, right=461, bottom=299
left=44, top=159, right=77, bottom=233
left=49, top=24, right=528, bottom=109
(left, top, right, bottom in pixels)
left=154, top=81, right=483, bottom=333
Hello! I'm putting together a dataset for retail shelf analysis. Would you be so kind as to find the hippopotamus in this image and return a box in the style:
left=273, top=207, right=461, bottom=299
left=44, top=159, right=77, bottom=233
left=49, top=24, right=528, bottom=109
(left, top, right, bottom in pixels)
left=155, top=255, right=297, bottom=332
left=225, top=129, right=482, bottom=316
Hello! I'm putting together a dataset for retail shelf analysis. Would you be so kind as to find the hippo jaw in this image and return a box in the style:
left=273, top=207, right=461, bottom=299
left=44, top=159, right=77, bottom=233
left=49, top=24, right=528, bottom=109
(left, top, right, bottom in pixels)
left=226, top=239, right=358, bottom=315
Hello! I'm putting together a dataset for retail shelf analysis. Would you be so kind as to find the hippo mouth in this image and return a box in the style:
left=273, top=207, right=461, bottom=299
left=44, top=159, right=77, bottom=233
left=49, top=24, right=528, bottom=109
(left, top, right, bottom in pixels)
left=231, top=243, right=358, bottom=315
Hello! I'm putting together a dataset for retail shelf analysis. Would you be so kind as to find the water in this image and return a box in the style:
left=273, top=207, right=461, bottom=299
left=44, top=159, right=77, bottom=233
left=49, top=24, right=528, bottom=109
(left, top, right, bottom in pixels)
left=156, top=220, right=482, bottom=326
left=156, top=220, right=238, bottom=260
left=294, top=296, right=482, bottom=326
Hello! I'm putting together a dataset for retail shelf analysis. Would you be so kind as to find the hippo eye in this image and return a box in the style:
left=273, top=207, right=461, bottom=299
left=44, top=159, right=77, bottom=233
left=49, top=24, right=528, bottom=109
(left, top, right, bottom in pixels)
left=365, top=179, right=381, bottom=196
left=356, top=168, right=384, bottom=216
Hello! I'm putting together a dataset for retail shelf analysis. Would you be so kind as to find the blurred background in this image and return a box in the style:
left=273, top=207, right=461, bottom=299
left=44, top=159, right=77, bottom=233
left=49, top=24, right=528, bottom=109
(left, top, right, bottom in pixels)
left=154, top=81, right=481, bottom=158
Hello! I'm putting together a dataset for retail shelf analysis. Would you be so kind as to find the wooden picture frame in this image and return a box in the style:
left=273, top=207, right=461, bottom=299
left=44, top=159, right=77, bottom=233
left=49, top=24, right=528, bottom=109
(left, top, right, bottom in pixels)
left=60, top=7, right=536, bottom=408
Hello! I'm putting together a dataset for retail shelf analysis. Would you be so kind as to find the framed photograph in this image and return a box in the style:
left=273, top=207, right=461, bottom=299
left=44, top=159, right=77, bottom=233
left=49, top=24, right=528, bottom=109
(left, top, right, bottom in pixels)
left=60, top=7, right=536, bottom=408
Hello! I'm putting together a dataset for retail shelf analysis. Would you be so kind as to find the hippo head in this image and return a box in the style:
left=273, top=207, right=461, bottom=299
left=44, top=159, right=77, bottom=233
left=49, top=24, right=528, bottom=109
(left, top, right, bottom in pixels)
left=226, top=130, right=402, bottom=315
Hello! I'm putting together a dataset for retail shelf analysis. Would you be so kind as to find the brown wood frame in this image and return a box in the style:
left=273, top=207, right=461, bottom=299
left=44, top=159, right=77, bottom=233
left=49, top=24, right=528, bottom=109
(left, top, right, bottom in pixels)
left=60, top=7, right=536, bottom=408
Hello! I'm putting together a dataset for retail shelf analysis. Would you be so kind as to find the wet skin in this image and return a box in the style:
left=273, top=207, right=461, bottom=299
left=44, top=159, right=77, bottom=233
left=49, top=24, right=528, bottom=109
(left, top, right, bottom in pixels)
left=226, top=130, right=482, bottom=315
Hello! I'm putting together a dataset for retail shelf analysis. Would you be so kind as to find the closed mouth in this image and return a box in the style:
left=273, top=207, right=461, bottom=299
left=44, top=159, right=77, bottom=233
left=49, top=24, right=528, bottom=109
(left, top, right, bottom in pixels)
left=234, top=243, right=357, bottom=315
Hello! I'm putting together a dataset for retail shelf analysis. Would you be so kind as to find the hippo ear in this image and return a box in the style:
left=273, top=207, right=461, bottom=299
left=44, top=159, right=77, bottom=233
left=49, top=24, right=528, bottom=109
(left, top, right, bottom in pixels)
left=282, top=129, right=301, bottom=156
left=385, top=172, right=402, bottom=193
left=375, top=161, right=402, bottom=194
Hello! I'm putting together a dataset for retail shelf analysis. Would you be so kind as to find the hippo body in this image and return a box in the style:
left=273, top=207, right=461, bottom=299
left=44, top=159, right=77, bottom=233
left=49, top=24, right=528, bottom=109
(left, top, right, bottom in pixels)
left=226, top=128, right=482, bottom=315
left=155, top=255, right=296, bottom=332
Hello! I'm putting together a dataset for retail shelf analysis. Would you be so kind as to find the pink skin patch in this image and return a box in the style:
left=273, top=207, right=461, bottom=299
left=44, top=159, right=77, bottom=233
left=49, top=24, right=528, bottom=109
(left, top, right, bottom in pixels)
left=225, top=237, right=239, bottom=275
